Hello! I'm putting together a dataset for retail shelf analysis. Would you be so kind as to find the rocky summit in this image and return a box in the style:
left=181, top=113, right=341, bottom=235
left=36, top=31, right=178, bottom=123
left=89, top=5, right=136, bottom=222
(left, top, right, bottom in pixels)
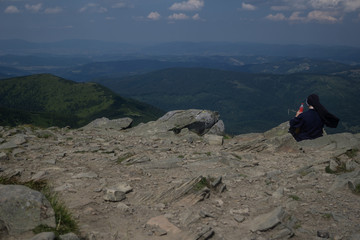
left=0, top=109, right=360, bottom=240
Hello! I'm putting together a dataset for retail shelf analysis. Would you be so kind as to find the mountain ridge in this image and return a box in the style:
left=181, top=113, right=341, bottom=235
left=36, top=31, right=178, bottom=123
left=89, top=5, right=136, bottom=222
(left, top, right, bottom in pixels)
left=0, top=74, right=164, bottom=128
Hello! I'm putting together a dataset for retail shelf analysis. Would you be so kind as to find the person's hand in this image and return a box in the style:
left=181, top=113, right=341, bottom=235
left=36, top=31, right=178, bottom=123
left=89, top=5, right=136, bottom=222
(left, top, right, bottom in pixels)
left=295, top=111, right=302, bottom=117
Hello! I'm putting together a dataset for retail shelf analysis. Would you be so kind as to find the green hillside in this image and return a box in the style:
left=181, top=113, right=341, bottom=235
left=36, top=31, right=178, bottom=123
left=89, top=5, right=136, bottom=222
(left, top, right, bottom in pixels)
left=95, top=68, right=360, bottom=134
left=0, top=74, right=164, bottom=128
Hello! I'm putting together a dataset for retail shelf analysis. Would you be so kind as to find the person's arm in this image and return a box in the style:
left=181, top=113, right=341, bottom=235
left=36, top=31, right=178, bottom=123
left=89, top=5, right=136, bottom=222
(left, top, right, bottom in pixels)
left=295, top=110, right=302, bottom=117
left=290, top=114, right=303, bottom=129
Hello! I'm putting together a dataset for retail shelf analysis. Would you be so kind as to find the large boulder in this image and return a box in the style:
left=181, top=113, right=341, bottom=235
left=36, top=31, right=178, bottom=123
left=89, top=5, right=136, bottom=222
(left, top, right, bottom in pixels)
left=0, top=184, right=56, bottom=236
left=131, top=109, right=224, bottom=137
left=83, top=117, right=133, bottom=130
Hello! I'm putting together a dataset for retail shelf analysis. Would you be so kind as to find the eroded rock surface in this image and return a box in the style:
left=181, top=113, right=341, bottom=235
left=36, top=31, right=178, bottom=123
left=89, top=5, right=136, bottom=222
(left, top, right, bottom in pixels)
left=0, top=115, right=360, bottom=240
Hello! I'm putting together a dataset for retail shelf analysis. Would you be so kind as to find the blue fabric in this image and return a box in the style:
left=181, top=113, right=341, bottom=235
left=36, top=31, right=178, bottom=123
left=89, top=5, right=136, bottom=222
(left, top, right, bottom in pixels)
left=289, top=109, right=324, bottom=142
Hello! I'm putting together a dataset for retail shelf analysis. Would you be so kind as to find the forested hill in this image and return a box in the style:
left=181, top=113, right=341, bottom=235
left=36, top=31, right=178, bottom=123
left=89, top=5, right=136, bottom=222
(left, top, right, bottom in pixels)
left=0, top=74, right=164, bottom=128
left=95, top=67, right=360, bottom=134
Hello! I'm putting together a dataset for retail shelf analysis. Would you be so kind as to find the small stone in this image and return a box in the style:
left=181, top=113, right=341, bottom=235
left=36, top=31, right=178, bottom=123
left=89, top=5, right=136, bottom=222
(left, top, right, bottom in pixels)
left=317, top=230, right=330, bottom=238
left=0, top=152, right=8, bottom=161
left=248, top=207, right=285, bottom=232
left=211, top=176, right=222, bottom=188
left=204, top=134, right=223, bottom=145
left=196, top=226, right=214, bottom=240
left=199, top=210, right=215, bottom=218
left=234, top=216, right=245, bottom=223
left=114, top=183, right=133, bottom=193
left=59, top=232, right=80, bottom=240
left=29, top=232, right=56, bottom=240
left=103, top=188, right=126, bottom=202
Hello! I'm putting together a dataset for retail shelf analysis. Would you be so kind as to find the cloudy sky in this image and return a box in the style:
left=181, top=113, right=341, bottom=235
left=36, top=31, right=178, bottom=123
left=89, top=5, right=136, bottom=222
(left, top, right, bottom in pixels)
left=1, top=0, right=360, bottom=46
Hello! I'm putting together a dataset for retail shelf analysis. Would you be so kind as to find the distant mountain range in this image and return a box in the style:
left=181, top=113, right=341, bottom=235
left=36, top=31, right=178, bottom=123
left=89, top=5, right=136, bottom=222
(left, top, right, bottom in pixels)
left=0, top=40, right=359, bottom=134
left=0, top=74, right=163, bottom=128
left=1, top=40, right=360, bottom=62
left=0, top=54, right=357, bottom=82
left=94, top=67, right=360, bottom=134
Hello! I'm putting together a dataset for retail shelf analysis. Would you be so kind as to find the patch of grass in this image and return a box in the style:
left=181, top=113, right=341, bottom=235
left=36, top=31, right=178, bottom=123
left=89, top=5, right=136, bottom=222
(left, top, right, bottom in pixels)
left=0, top=177, right=78, bottom=238
left=206, top=152, right=211, bottom=156
left=117, top=152, right=135, bottom=164
left=322, top=213, right=333, bottom=220
left=265, top=179, right=274, bottom=185
left=178, top=155, right=185, bottom=159
left=36, top=130, right=54, bottom=139
left=237, top=173, right=247, bottom=178
left=223, top=134, right=232, bottom=140
left=192, top=176, right=211, bottom=192
left=345, top=148, right=358, bottom=158
left=294, top=223, right=302, bottom=230
left=325, top=166, right=337, bottom=174
left=351, top=183, right=360, bottom=195
left=289, top=194, right=300, bottom=201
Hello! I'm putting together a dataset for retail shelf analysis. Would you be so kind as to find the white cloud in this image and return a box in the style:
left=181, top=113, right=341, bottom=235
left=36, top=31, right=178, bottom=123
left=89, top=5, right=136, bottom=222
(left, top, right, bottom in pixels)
left=309, top=0, right=341, bottom=9
left=25, top=3, right=42, bottom=13
left=98, top=7, right=108, bottom=13
left=112, top=3, right=126, bottom=9
left=289, top=11, right=306, bottom=21
left=266, top=13, right=286, bottom=21
left=4, top=5, right=20, bottom=14
left=307, top=10, right=339, bottom=22
left=148, top=11, right=161, bottom=20
left=170, top=0, right=204, bottom=11
left=343, top=0, right=360, bottom=11
left=271, top=5, right=290, bottom=11
left=242, top=3, right=257, bottom=11
left=169, top=13, right=190, bottom=20
left=80, top=3, right=107, bottom=13
left=44, top=7, right=63, bottom=14
left=192, top=13, right=201, bottom=20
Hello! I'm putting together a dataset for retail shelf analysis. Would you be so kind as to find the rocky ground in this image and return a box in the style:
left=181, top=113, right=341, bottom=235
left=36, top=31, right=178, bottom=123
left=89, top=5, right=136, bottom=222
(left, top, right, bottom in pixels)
left=1, top=111, right=360, bottom=240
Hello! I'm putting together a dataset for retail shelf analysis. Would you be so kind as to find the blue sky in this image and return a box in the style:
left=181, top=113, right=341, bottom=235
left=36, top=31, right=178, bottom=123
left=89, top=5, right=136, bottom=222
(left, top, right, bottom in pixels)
left=1, top=0, right=360, bottom=46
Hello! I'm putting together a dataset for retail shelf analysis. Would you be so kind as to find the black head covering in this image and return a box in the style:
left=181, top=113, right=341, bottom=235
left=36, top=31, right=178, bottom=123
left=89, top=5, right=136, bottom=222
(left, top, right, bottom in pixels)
left=306, top=94, right=340, bottom=128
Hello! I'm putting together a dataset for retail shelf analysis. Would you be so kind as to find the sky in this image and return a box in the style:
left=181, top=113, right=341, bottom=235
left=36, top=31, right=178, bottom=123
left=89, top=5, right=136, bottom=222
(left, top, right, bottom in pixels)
left=1, top=0, right=360, bottom=47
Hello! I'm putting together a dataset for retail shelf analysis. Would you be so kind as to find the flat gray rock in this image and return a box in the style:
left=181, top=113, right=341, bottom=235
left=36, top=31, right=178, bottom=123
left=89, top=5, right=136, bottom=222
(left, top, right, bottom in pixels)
left=0, top=184, right=56, bottom=235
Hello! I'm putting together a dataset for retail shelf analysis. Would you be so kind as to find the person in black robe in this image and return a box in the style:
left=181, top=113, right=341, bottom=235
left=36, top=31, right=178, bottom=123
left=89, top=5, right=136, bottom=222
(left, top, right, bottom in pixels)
left=289, top=94, right=340, bottom=142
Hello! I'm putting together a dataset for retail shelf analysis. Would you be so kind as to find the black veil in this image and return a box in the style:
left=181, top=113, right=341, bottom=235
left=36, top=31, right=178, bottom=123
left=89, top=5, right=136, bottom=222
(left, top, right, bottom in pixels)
left=306, top=94, right=340, bottom=128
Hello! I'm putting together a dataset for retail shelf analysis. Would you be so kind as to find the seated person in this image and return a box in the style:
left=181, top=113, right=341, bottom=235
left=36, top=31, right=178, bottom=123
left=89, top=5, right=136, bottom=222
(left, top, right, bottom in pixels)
left=289, top=94, right=339, bottom=142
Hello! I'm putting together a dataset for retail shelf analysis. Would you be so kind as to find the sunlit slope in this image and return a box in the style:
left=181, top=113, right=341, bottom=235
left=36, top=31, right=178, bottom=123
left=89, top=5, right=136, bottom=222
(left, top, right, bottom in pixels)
left=0, top=74, right=164, bottom=128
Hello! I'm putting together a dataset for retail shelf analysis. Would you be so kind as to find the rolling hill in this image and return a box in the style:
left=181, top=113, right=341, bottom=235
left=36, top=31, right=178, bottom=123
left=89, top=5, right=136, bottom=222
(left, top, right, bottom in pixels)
left=0, top=74, right=164, bottom=128
left=95, top=67, right=360, bottom=134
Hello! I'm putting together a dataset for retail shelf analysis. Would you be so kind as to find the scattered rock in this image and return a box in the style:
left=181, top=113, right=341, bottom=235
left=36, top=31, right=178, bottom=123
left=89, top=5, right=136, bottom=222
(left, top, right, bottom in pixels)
left=317, top=230, right=330, bottom=238
left=59, top=232, right=80, bottom=240
left=195, top=226, right=214, bottom=240
left=103, top=188, right=126, bottom=202
left=204, top=134, right=223, bottom=145
left=146, top=215, right=182, bottom=235
left=0, top=112, right=359, bottom=240
left=248, top=206, right=285, bottom=232
left=0, top=152, right=8, bottom=161
left=29, top=232, right=56, bottom=240
left=84, top=117, right=133, bottom=130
